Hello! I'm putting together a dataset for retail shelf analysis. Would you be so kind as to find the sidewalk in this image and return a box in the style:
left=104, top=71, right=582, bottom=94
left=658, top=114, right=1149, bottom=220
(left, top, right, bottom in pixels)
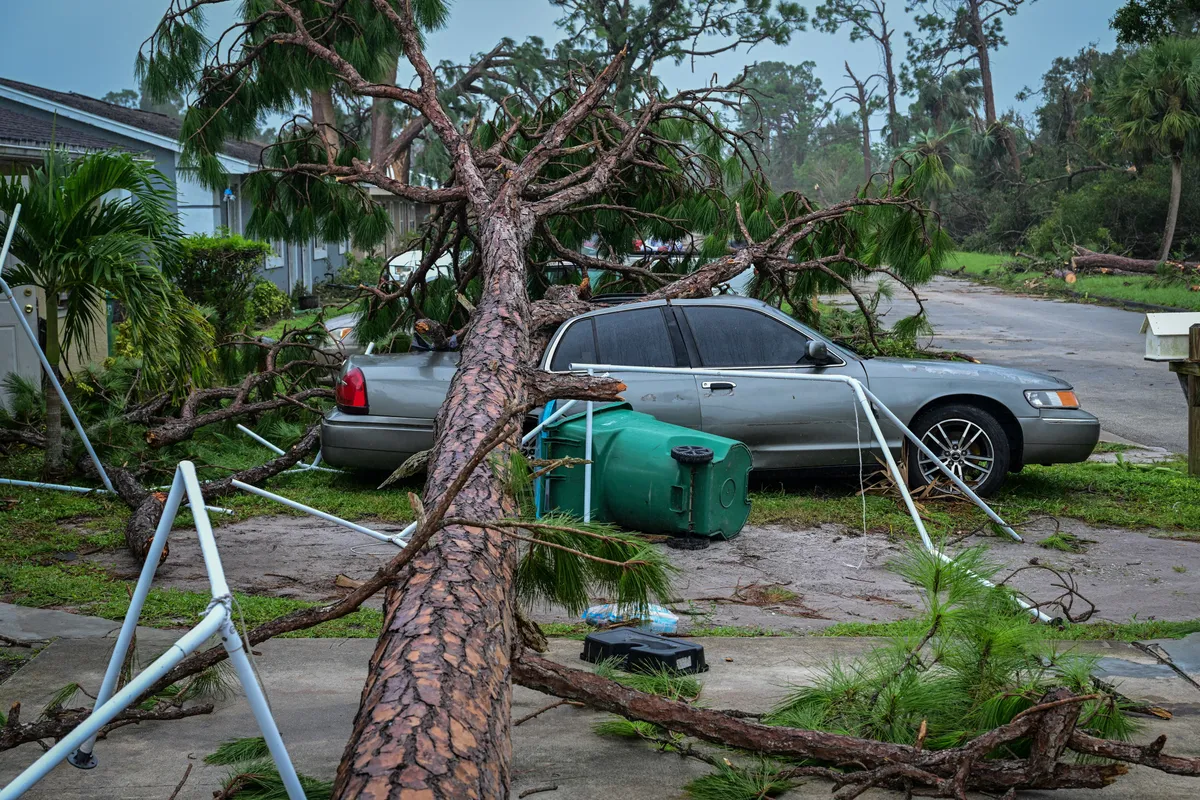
left=2, top=604, right=1199, bottom=799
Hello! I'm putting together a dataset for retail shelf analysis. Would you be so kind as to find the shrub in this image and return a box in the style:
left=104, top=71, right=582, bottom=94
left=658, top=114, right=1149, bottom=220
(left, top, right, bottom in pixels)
left=249, top=279, right=290, bottom=323
left=174, top=233, right=273, bottom=340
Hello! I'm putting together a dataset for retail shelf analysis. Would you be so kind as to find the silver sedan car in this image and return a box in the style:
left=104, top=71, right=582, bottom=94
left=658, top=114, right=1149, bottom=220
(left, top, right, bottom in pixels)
left=321, top=297, right=1099, bottom=495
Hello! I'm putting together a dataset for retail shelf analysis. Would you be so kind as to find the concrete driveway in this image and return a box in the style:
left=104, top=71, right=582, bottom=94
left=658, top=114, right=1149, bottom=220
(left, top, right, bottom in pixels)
left=837, top=276, right=1189, bottom=452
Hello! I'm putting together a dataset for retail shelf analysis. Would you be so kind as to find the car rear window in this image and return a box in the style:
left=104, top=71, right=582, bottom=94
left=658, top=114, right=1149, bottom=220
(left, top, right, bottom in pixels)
left=682, top=306, right=810, bottom=367
left=549, top=319, right=598, bottom=371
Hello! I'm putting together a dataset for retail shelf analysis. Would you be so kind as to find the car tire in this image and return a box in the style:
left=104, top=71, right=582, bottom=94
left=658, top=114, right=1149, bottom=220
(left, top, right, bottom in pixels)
left=907, top=404, right=1011, bottom=498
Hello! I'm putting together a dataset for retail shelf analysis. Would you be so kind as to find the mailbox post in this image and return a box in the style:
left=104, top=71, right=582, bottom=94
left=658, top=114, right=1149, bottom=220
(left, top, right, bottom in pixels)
left=1169, top=324, right=1200, bottom=477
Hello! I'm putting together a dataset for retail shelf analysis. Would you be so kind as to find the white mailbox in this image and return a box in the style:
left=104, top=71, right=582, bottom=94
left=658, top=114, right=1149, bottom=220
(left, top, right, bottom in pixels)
left=1142, top=312, right=1200, bottom=361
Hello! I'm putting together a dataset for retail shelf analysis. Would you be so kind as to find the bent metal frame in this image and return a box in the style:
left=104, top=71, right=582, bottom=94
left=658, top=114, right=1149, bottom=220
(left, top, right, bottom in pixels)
left=570, top=362, right=1052, bottom=624
left=0, top=461, right=307, bottom=800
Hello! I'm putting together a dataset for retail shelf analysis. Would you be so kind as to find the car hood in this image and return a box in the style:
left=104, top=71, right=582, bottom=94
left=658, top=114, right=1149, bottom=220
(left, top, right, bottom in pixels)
left=862, top=357, right=1073, bottom=390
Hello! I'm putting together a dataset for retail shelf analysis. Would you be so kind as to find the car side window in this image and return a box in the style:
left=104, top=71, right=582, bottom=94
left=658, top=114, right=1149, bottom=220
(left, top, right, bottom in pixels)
left=594, top=308, right=676, bottom=367
left=549, top=319, right=597, bottom=371
left=682, top=306, right=811, bottom=367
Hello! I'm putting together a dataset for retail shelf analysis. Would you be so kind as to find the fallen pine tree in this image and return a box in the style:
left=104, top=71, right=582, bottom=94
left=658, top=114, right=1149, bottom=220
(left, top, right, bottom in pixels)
left=5, top=0, right=1191, bottom=797
left=1071, top=245, right=1200, bottom=278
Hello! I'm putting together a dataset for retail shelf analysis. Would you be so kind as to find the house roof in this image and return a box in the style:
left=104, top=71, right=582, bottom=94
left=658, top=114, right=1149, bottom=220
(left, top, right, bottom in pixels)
left=0, top=106, right=135, bottom=154
left=0, top=78, right=263, bottom=165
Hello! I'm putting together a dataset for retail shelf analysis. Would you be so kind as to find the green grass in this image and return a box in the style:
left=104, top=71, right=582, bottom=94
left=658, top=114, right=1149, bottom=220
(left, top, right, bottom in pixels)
left=255, top=310, right=323, bottom=340
left=947, top=251, right=1200, bottom=311
left=750, top=457, right=1200, bottom=536
left=818, top=617, right=1200, bottom=641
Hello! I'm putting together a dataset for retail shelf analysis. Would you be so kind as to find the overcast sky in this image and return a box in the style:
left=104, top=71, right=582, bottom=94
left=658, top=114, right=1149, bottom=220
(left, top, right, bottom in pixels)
left=0, top=0, right=1122, bottom=128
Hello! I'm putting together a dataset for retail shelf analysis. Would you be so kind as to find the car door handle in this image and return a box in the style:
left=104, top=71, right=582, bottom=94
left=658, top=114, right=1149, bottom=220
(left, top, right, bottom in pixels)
left=702, top=381, right=736, bottom=391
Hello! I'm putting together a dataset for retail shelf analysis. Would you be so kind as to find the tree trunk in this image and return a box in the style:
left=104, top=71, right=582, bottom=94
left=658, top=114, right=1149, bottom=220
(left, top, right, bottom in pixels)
left=1162, top=154, right=1184, bottom=261
left=332, top=205, right=534, bottom=800
left=860, top=106, right=872, bottom=186
left=371, top=60, right=399, bottom=168
left=882, top=34, right=900, bottom=148
left=311, top=89, right=340, bottom=160
left=1071, top=245, right=1200, bottom=275
left=41, top=301, right=64, bottom=479
left=971, top=1, right=996, bottom=128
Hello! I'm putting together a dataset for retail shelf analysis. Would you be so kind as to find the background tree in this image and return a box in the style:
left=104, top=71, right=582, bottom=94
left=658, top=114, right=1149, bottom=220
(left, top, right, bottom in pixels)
left=1112, top=0, right=1200, bottom=44
left=835, top=61, right=886, bottom=184
left=904, top=0, right=1035, bottom=174
left=815, top=0, right=904, bottom=147
left=1105, top=35, right=1200, bottom=259
left=909, top=67, right=982, bottom=133
left=0, top=149, right=210, bottom=475
left=738, top=60, right=826, bottom=190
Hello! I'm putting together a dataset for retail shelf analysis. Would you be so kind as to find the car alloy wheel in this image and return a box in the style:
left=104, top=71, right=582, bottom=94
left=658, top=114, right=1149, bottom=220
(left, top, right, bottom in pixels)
left=916, top=417, right=996, bottom=490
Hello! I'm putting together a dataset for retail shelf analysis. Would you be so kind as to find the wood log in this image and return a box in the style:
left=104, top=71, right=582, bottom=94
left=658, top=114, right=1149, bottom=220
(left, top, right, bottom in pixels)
left=512, top=652, right=1130, bottom=793
left=1071, top=246, right=1200, bottom=276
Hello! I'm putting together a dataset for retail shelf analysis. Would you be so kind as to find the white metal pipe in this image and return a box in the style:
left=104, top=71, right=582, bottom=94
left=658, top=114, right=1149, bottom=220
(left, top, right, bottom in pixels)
left=180, top=462, right=231, bottom=599
left=237, top=424, right=343, bottom=473
left=0, top=477, right=231, bottom=515
left=237, top=423, right=285, bottom=456
left=569, top=363, right=1050, bottom=623
left=569, top=363, right=1020, bottom=540
left=859, top=385, right=1021, bottom=541
left=583, top=370, right=594, bottom=523
left=231, top=479, right=410, bottom=547
left=520, top=399, right=578, bottom=446
left=0, top=606, right=227, bottom=800
left=218, top=615, right=306, bottom=800
left=71, top=470, right=187, bottom=763
left=364, top=341, right=375, bottom=355
left=0, top=205, right=114, bottom=494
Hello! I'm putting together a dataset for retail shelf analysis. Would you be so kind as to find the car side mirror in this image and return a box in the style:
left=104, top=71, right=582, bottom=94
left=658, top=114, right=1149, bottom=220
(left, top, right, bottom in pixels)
left=806, top=340, right=829, bottom=363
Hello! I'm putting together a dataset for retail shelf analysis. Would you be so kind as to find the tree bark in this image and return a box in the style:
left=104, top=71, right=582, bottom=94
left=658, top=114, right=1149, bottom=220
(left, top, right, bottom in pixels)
left=971, top=0, right=996, bottom=128
left=312, top=88, right=340, bottom=160
left=41, top=302, right=65, bottom=479
left=512, top=653, right=1128, bottom=793
left=371, top=60, right=399, bottom=168
left=332, top=206, right=534, bottom=800
left=1071, top=245, right=1200, bottom=275
left=1162, top=153, right=1184, bottom=261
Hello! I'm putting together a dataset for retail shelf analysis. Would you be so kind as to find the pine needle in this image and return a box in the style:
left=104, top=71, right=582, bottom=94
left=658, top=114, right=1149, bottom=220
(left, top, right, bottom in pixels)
left=205, top=736, right=270, bottom=765
left=217, top=759, right=332, bottom=800
left=684, top=761, right=795, bottom=800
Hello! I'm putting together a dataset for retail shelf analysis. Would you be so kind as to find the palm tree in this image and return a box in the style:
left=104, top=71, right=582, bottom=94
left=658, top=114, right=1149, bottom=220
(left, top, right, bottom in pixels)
left=1106, top=37, right=1200, bottom=261
left=912, top=69, right=983, bottom=134
left=0, top=149, right=211, bottom=476
left=905, top=125, right=972, bottom=217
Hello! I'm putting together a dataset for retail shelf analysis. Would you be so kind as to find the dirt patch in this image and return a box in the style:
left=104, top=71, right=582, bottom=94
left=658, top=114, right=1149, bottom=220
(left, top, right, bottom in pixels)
left=86, top=515, right=408, bottom=606
left=84, top=512, right=1200, bottom=634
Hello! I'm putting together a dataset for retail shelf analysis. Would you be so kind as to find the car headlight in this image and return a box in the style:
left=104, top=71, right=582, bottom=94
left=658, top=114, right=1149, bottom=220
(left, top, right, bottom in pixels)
left=330, top=327, right=354, bottom=342
left=1025, top=389, right=1079, bottom=409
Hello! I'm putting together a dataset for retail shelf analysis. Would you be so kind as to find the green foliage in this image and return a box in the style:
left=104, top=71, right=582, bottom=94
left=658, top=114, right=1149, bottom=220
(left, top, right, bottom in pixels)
left=738, top=60, right=826, bottom=191
left=0, top=148, right=212, bottom=387
left=0, top=374, right=44, bottom=426
left=249, top=279, right=291, bottom=324
left=174, top=232, right=273, bottom=341
left=206, top=736, right=271, bottom=765
left=684, top=761, right=796, bottom=800
left=594, top=657, right=703, bottom=700
left=1106, top=37, right=1200, bottom=163
left=515, top=512, right=677, bottom=617
left=765, top=545, right=1137, bottom=748
left=217, top=759, right=333, bottom=800
left=1112, top=0, right=1200, bottom=45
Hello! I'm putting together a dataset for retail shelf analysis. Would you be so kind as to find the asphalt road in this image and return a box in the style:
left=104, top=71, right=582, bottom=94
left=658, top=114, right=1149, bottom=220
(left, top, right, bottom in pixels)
left=840, top=275, right=1189, bottom=452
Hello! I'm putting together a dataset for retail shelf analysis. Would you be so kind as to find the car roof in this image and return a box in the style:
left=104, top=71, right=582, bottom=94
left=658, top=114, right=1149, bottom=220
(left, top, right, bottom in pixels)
left=574, top=294, right=774, bottom=319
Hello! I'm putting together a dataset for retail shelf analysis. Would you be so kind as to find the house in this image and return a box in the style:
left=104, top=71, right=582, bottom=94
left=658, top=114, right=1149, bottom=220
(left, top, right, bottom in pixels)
left=0, top=77, right=359, bottom=296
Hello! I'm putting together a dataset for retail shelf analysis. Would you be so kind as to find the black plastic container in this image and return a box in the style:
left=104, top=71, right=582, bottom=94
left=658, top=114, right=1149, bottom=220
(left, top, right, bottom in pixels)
left=580, top=628, right=708, bottom=674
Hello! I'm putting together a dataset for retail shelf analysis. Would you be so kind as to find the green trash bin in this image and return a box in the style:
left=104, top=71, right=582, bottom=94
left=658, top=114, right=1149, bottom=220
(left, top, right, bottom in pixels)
left=540, top=402, right=753, bottom=540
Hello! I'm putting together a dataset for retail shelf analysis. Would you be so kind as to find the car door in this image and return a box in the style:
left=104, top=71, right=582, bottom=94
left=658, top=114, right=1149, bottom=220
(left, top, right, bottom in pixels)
left=674, top=303, right=872, bottom=469
left=547, top=305, right=702, bottom=429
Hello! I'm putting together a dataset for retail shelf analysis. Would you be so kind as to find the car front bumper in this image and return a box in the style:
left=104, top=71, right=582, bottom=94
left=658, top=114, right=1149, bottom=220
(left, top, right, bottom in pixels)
left=1019, top=409, right=1100, bottom=466
left=320, top=410, right=433, bottom=471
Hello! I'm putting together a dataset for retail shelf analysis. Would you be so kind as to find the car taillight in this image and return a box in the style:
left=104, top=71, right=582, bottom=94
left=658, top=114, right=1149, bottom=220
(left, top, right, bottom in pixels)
left=335, top=367, right=368, bottom=414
